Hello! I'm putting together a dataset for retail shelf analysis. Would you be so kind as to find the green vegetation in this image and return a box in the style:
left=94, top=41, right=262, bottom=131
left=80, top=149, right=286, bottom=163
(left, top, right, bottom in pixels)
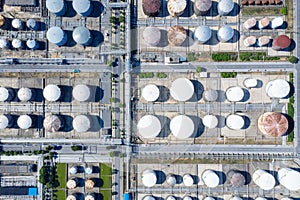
left=212, top=53, right=237, bottom=61
left=240, top=52, right=280, bottom=61
left=55, top=163, right=66, bottom=200
left=138, top=72, right=154, bottom=78
left=280, top=7, right=287, bottom=15
left=156, top=72, right=167, bottom=78
left=220, top=72, right=237, bottom=78
left=196, top=67, right=202, bottom=73
left=119, top=16, right=125, bottom=23
left=109, top=151, right=124, bottom=157
left=109, top=16, right=116, bottom=24
left=288, top=56, right=298, bottom=63
left=187, top=52, right=197, bottom=62
left=288, top=73, right=294, bottom=142
left=100, top=163, right=112, bottom=200
left=70, top=145, right=81, bottom=151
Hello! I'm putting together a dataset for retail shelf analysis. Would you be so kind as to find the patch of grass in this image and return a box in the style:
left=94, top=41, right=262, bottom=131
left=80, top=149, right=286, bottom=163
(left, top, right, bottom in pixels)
left=156, top=72, right=167, bottom=78
left=280, top=6, right=287, bottom=15
left=55, top=163, right=66, bottom=199
left=221, top=72, right=237, bottom=78
left=240, top=52, right=280, bottom=61
left=242, top=7, right=280, bottom=16
left=138, top=72, right=154, bottom=78
left=212, top=53, right=237, bottom=61
left=100, top=163, right=112, bottom=200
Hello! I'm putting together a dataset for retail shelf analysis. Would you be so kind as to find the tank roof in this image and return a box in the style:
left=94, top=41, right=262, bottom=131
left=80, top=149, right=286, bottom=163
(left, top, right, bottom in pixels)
left=226, top=86, right=244, bottom=102
left=203, top=89, right=218, bottom=102
left=243, top=18, right=257, bottom=29
left=258, top=112, right=288, bottom=137
left=137, top=115, right=161, bottom=138
left=47, top=26, right=65, bottom=45
left=183, top=174, right=194, bottom=186
left=26, top=39, right=38, bottom=49
left=142, top=0, right=161, bottom=16
left=17, top=115, right=32, bottom=129
left=85, top=195, right=95, bottom=200
left=166, top=174, right=176, bottom=185
left=183, top=196, right=192, bottom=200
left=272, top=35, right=291, bottom=50
left=0, top=87, right=9, bottom=101
left=12, top=19, right=22, bottom=29
left=226, top=114, right=244, bottom=130
left=143, top=196, right=156, bottom=200
left=142, top=170, right=157, bottom=187
left=73, top=115, right=91, bottom=133
left=259, top=17, right=270, bottom=28
left=72, top=84, right=91, bottom=102
left=271, top=17, right=284, bottom=28
left=265, top=79, right=290, bottom=98
left=167, top=0, right=187, bottom=16
left=243, top=78, right=258, bottom=88
left=170, top=78, right=194, bottom=101
left=66, top=195, right=77, bottom=200
left=142, top=84, right=160, bottom=101
left=244, top=36, right=256, bottom=47
left=202, top=170, right=219, bottom=188
left=0, top=115, right=9, bottom=129
left=143, top=26, right=161, bottom=46
left=168, top=26, right=187, bottom=46
left=12, top=39, right=22, bottom=48
left=0, top=38, right=8, bottom=49
left=85, top=167, right=93, bottom=174
left=258, top=36, right=270, bottom=46
left=46, top=0, right=65, bottom=13
left=26, top=19, right=38, bottom=29
left=229, top=171, right=245, bottom=187
left=194, top=0, right=212, bottom=12
left=70, top=166, right=77, bottom=174
left=67, top=179, right=77, bottom=189
left=73, top=27, right=92, bottom=45
left=17, top=87, right=32, bottom=101
left=73, top=0, right=92, bottom=14
left=0, top=15, right=4, bottom=27
left=278, top=168, right=300, bottom=191
left=194, top=25, right=212, bottom=43
left=218, top=0, right=234, bottom=14
left=218, top=25, right=234, bottom=42
left=43, top=84, right=61, bottom=101
left=85, top=179, right=95, bottom=189
left=170, top=115, right=194, bottom=139
left=203, top=114, right=218, bottom=129
left=43, top=114, right=62, bottom=133
left=230, top=197, right=243, bottom=200
left=253, top=169, right=275, bottom=190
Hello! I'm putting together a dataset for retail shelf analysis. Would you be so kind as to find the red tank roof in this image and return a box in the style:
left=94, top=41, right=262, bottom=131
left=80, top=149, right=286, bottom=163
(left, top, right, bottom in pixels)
left=142, top=0, right=161, bottom=16
left=272, top=35, right=291, bottom=50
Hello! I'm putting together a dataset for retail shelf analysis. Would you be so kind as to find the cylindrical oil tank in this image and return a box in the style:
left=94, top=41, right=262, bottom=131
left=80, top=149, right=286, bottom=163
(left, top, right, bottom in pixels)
left=73, top=115, right=91, bottom=133
left=228, top=170, right=245, bottom=187
left=17, top=115, right=32, bottom=129
left=278, top=168, right=300, bottom=191
left=67, top=179, right=78, bottom=189
left=217, top=25, right=234, bottom=42
left=142, top=84, right=160, bottom=102
left=226, top=114, right=244, bottom=130
left=72, top=84, right=91, bottom=102
left=183, top=196, right=192, bottom=200
left=85, top=166, right=93, bottom=174
left=142, top=169, right=157, bottom=187
left=12, top=19, right=23, bottom=30
left=66, top=194, right=77, bottom=200
left=26, top=19, right=39, bottom=30
left=243, top=36, right=256, bottom=47
left=271, top=17, right=284, bottom=29
left=203, top=114, right=218, bottom=129
left=194, top=25, right=212, bottom=44
left=47, top=26, right=67, bottom=46
left=0, top=15, right=5, bottom=29
left=43, top=114, right=63, bottom=132
left=17, top=87, right=33, bottom=102
left=166, top=196, right=176, bottom=200
left=218, top=0, right=234, bottom=16
left=256, top=198, right=267, bottom=200
left=253, top=169, right=275, bottom=190
left=230, top=197, right=242, bottom=200
left=46, top=0, right=67, bottom=16
left=73, top=0, right=93, bottom=16
left=12, top=39, right=23, bottom=49
left=226, top=86, right=244, bottom=102
left=258, top=17, right=270, bottom=29
left=194, top=0, right=212, bottom=15
left=272, top=35, right=291, bottom=50
left=143, top=196, right=156, bottom=200
left=142, top=0, right=161, bottom=16
left=26, top=39, right=39, bottom=50
left=166, top=174, right=177, bottom=186
left=167, top=0, right=187, bottom=17
left=70, top=166, right=78, bottom=174
left=43, top=84, right=61, bottom=101
left=202, top=170, right=219, bottom=188
left=203, top=89, right=218, bottom=102
left=183, top=174, right=194, bottom=186
left=258, top=112, right=288, bottom=137
left=85, top=179, right=95, bottom=189
left=168, top=26, right=187, bottom=46
left=243, top=78, right=258, bottom=88
left=170, top=78, right=194, bottom=101
left=0, top=114, right=13, bottom=129
left=142, top=26, right=161, bottom=46
left=85, top=194, right=96, bottom=200
left=137, top=115, right=161, bottom=139
left=204, top=197, right=215, bottom=200
left=0, top=87, right=13, bottom=102
left=170, top=115, right=194, bottom=139
left=257, top=36, right=270, bottom=47
left=0, top=38, right=8, bottom=49
left=265, top=79, right=290, bottom=98
left=73, top=27, right=93, bottom=46
left=243, top=18, right=257, bottom=30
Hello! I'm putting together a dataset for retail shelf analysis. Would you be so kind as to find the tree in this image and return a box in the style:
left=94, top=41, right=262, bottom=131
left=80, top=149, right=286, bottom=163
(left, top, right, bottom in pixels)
left=196, top=67, right=202, bottom=73
left=110, top=17, right=116, bottom=24
left=288, top=56, right=298, bottom=63
left=39, top=166, right=49, bottom=185
left=71, top=145, right=81, bottom=151
left=119, top=16, right=125, bottom=23
left=187, top=52, right=196, bottom=62
left=45, top=145, right=53, bottom=151
left=280, top=7, right=287, bottom=15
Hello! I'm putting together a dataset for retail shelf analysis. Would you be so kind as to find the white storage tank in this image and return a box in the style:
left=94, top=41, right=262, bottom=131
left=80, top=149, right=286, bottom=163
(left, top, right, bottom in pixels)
left=46, top=0, right=67, bottom=16
left=271, top=17, right=284, bottom=29
left=0, top=87, right=11, bottom=102
left=255, top=198, right=267, bottom=200
left=258, top=17, right=270, bottom=29
left=243, top=18, right=257, bottom=30
left=183, top=196, right=192, bottom=200
left=43, top=114, right=62, bottom=133
left=183, top=174, right=194, bottom=186
left=204, top=197, right=215, bottom=200
left=137, top=115, right=161, bottom=139
left=170, top=78, right=194, bottom=102
left=85, top=194, right=96, bottom=200
left=26, top=19, right=39, bottom=30
left=243, top=36, right=256, bottom=47
left=170, top=115, right=194, bottom=139
left=194, top=0, right=212, bottom=16
left=73, top=27, right=93, bottom=46
left=257, top=36, right=270, bottom=47
left=66, top=194, right=77, bottom=200
left=12, top=39, right=23, bottom=49
left=70, top=166, right=78, bottom=174
left=166, top=174, right=177, bottom=186
left=194, top=25, right=212, bottom=44
left=226, top=114, right=244, bottom=130
left=166, top=196, right=176, bottom=200
left=202, top=169, right=219, bottom=188
left=17, top=87, right=33, bottom=101
left=0, top=38, right=8, bottom=49
left=167, top=0, right=187, bottom=17
left=0, top=114, right=13, bottom=129
left=85, top=167, right=93, bottom=174
left=217, top=25, right=234, bottom=42
left=253, top=169, right=275, bottom=190
left=17, top=115, right=32, bottom=129
left=143, top=196, right=156, bottom=200
left=277, top=168, right=300, bottom=191
left=67, top=179, right=77, bottom=189
left=218, top=0, right=234, bottom=16
left=47, top=26, right=67, bottom=46
left=142, top=84, right=160, bottom=102
left=43, top=84, right=61, bottom=101
left=72, top=115, right=91, bottom=133
left=203, top=114, right=218, bottom=129
left=230, top=197, right=242, bottom=200
left=226, top=86, right=244, bottom=102
left=72, top=84, right=91, bottom=102
left=141, top=169, right=157, bottom=187
left=26, top=39, right=39, bottom=50
left=265, top=79, right=290, bottom=98
left=12, top=19, right=23, bottom=29
left=228, top=170, right=245, bottom=187
left=243, top=78, right=258, bottom=88
left=73, top=0, right=93, bottom=16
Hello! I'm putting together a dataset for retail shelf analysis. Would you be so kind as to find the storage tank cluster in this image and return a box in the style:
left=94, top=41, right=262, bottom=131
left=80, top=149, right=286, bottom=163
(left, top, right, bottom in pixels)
left=46, top=0, right=93, bottom=16
left=0, top=37, right=39, bottom=50
left=47, top=26, right=93, bottom=46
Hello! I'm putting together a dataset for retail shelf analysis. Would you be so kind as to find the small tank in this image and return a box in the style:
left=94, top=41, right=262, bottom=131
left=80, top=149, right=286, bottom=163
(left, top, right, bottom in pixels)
left=168, top=26, right=187, bottom=46
left=217, top=25, right=234, bottom=42
left=12, top=39, right=23, bottom=49
left=17, top=87, right=33, bottom=101
left=85, top=179, right=95, bottom=190
left=0, top=114, right=13, bottom=129
left=142, top=0, right=161, bottom=16
left=194, top=0, right=212, bottom=16
left=257, top=36, right=270, bottom=47
left=47, top=27, right=67, bottom=46
left=258, top=17, right=270, bottom=29
left=70, top=166, right=78, bottom=174
left=26, top=19, right=39, bottom=30
left=12, top=19, right=23, bottom=30
left=73, top=0, right=93, bottom=16
left=167, top=0, right=187, bottom=17
left=243, top=36, right=256, bottom=47
left=72, top=27, right=93, bottom=46
left=0, top=38, right=8, bottom=49
left=26, top=39, right=39, bottom=50
left=243, top=18, right=257, bottom=30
